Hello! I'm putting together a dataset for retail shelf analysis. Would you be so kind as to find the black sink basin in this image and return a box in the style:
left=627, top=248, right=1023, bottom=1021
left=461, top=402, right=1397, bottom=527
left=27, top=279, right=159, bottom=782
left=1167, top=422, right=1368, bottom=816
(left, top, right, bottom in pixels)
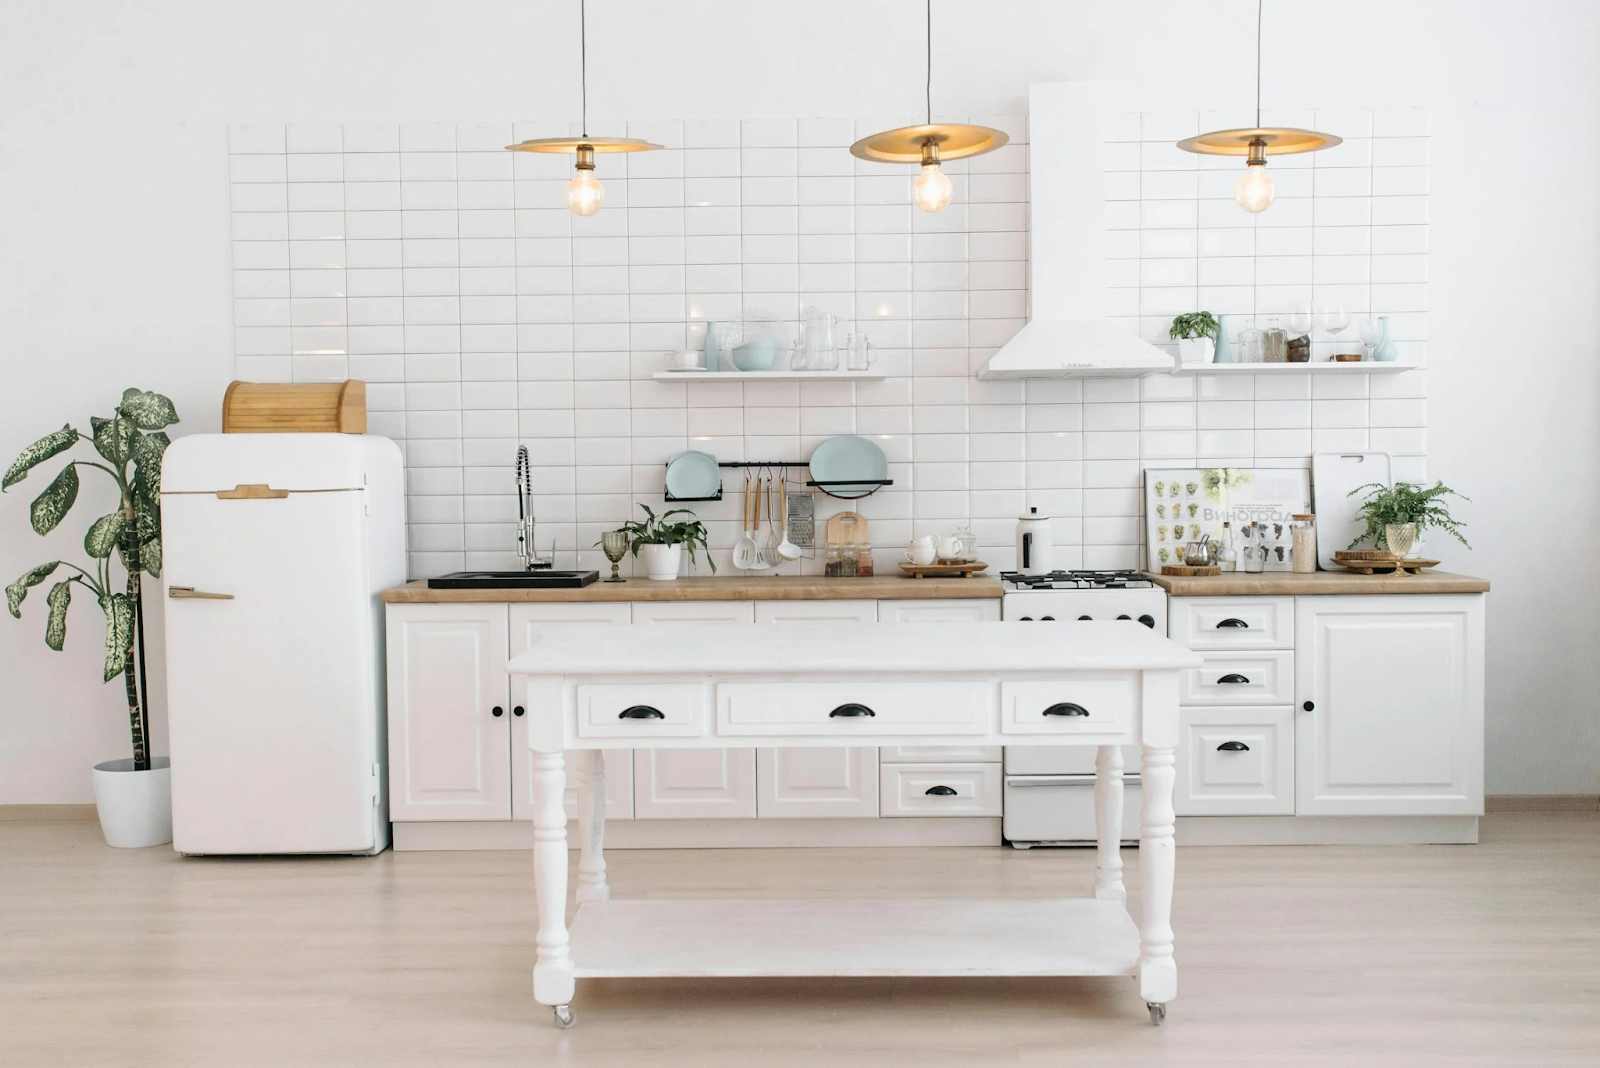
left=427, top=570, right=600, bottom=589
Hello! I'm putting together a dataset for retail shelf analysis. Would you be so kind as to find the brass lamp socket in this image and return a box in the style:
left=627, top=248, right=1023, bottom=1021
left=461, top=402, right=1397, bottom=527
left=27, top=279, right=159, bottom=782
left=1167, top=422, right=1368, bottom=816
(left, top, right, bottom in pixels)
left=575, top=144, right=596, bottom=172
left=919, top=140, right=943, bottom=168
left=1245, top=138, right=1268, bottom=167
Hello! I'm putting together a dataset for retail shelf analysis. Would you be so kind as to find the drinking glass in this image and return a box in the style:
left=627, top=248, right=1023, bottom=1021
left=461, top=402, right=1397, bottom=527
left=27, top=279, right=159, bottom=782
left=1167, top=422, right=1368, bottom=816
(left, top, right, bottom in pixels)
left=1357, top=316, right=1384, bottom=360
left=1239, top=326, right=1265, bottom=364
left=1286, top=303, right=1313, bottom=341
left=601, top=530, right=629, bottom=582
left=1317, top=296, right=1350, bottom=336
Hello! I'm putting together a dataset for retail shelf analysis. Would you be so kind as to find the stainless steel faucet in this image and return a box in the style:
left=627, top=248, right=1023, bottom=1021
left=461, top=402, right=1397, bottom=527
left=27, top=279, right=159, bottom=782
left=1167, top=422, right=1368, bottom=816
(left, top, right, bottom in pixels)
left=516, top=446, right=551, bottom=571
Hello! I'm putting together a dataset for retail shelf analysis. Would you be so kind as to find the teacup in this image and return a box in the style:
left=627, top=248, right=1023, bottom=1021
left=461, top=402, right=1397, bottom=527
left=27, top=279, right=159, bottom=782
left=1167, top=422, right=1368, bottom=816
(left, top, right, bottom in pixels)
left=666, top=349, right=704, bottom=370
left=936, top=534, right=964, bottom=562
left=904, top=535, right=938, bottom=567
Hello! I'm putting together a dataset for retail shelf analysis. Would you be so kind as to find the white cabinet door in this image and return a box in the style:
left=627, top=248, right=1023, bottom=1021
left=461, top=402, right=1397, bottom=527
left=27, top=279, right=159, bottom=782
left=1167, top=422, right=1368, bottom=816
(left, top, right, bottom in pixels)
left=752, top=599, right=880, bottom=817
left=879, top=598, right=1002, bottom=623
left=631, top=600, right=757, bottom=818
left=757, top=748, right=879, bottom=818
left=508, top=603, right=634, bottom=822
left=385, top=604, right=510, bottom=822
left=1295, top=595, right=1485, bottom=816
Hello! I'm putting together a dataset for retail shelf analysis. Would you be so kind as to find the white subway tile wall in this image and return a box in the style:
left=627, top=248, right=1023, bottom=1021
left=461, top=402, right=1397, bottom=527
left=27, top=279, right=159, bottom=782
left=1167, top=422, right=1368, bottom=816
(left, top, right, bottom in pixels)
left=229, top=109, right=1428, bottom=578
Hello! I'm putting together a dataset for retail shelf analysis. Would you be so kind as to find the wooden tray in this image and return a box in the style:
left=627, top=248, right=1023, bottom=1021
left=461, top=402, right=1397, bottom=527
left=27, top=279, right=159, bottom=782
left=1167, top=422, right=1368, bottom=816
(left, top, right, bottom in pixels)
left=898, top=561, right=989, bottom=579
left=223, top=380, right=366, bottom=434
left=1334, top=550, right=1396, bottom=562
left=1335, top=557, right=1440, bottom=576
left=1160, top=565, right=1221, bottom=577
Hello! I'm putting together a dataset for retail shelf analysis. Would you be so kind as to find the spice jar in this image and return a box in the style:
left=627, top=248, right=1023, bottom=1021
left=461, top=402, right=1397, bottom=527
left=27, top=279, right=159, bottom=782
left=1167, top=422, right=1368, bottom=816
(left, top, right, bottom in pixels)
left=854, top=542, right=874, bottom=577
left=824, top=545, right=842, bottom=577
left=1291, top=514, right=1317, bottom=573
left=839, top=544, right=859, bottom=577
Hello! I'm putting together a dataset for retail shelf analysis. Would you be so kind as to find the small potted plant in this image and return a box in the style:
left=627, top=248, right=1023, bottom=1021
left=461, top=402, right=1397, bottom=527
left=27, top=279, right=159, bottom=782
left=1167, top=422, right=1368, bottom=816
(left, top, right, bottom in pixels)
left=1348, top=481, right=1470, bottom=558
left=1169, top=312, right=1220, bottom=365
left=616, top=504, right=716, bottom=581
left=5, top=389, right=178, bottom=847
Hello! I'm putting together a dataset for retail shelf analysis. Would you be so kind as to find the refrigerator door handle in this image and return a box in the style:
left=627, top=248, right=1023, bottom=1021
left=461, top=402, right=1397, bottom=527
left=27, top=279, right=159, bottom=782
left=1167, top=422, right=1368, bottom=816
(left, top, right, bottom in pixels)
left=168, top=586, right=235, bottom=600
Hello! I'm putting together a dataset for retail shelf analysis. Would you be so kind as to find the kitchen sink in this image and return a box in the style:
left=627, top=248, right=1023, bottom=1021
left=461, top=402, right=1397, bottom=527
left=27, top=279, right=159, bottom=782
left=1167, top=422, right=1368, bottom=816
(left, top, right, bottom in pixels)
left=426, top=570, right=600, bottom=589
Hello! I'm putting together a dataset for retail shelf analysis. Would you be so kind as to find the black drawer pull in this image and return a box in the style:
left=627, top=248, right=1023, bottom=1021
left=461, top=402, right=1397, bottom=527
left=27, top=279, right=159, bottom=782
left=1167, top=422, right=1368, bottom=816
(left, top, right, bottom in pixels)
left=1042, top=702, right=1090, bottom=718
left=1217, top=673, right=1251, bottom=685
left=829, top=703, right=875, bottom=718
left=491, top=706, right=504, bottom=718
left=1217, top=741, right=1250, bottom=752
left=513, top=705, right=525, bottom=717
left=1216, top=618, right=1249, bottom=629
left=925, top=785, right=958, bottom=796
left=619, top=705, right=665, bottom=720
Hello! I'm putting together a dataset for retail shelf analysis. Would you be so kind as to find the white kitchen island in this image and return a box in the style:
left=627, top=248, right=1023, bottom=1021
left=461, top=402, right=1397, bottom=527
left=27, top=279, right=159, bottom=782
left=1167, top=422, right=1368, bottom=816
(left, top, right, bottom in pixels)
left=509, top=620, right=1203, bottom=1028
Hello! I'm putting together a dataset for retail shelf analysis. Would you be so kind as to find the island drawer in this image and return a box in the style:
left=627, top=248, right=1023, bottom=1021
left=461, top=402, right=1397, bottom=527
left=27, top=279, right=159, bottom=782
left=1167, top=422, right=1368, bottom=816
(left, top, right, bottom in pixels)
left=880, top=763, right=1003, bottom=817
left=1174, top=706, right=1294, bottom=816
left=1180, top=651, right=1294, bottom=705
left=576, top=682, right=709, bottom=739
left=1000, top=676, right=1137, bottom=736
left=715, top=682, right=992, bottom=737
left=1169, top=596, right=1294, bottom=651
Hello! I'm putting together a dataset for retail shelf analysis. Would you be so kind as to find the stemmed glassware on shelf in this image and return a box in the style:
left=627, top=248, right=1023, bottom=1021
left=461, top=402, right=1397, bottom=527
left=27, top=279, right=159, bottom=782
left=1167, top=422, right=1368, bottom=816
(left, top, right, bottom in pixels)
left=1317, top=296, right=1351, bottom=338
left=1357, top=316, right=1385, bottom=361
left=601, top=529, right=630, bottom=582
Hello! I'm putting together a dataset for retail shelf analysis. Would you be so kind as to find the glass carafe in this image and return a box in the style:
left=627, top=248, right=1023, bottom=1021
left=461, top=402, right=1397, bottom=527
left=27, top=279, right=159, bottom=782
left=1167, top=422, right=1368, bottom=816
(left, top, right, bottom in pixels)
left=1263, top=317, right=1288, bottom=363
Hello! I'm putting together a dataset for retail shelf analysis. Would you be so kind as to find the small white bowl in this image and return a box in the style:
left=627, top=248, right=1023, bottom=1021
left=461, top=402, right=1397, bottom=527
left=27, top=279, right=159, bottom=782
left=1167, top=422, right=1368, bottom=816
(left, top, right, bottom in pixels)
left=665, top=349, right=705, bottom=371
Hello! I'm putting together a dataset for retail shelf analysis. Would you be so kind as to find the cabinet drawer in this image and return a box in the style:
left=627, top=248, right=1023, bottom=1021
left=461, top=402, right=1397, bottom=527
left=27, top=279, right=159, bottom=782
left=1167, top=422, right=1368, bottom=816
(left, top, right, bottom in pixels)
left=1175, top=706, right=1294, bottom=816
left=1000, top=676, right=1137, bottom=736
left=1180, top=651, right=1294, bottom=705
left=1169, top=597, right=1294, bottom=651
left=880, top=763, right=1002, bottom=817
left=881, top=745, right=1002, bottom=763
left=576, top=683, right=709, bottom=739
left=879, top=599, right=1002, bottom=623
left=716, top=682, right=992, bottom=737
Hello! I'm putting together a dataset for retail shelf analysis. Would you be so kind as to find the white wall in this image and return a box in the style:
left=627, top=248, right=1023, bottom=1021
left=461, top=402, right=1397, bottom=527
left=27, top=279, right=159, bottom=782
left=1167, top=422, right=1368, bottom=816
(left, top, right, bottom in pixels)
left=3, top=0, right=1596, bottom=801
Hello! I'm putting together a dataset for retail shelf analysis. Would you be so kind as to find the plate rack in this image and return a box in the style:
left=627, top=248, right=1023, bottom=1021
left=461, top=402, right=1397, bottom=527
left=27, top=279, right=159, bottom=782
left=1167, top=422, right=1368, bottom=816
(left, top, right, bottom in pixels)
left=661, top=460, right=893, bottom=503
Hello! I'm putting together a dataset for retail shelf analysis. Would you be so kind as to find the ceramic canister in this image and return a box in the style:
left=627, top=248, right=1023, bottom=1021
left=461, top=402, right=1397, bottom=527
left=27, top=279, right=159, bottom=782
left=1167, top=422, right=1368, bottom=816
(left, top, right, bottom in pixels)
left=1015, top=507, right=1054, bottom=575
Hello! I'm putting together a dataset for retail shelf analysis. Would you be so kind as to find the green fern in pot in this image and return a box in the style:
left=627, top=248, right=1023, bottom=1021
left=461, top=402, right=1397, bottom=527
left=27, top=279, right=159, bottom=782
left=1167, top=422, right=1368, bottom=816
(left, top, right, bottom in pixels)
left=4, top=389, right=178, bottom=773
left=1347, top=481, right=1470, bottom=557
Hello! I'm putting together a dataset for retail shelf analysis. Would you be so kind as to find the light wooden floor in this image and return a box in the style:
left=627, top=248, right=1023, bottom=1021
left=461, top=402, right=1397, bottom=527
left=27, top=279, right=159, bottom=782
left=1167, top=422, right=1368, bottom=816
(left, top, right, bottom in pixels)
left=3, top=813, right=1598, bottom=1067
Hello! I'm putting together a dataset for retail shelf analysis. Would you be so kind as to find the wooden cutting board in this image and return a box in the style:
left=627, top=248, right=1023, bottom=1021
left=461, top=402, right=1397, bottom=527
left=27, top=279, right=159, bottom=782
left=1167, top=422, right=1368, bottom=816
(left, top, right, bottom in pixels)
left=1312, top=451, right=1391, bottom=570
left=824, top=511, right=869, bottom=547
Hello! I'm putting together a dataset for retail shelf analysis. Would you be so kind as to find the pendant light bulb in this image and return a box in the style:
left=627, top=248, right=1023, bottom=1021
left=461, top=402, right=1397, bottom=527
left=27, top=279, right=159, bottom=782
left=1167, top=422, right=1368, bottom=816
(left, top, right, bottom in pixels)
left=567, top=146, right=604, bottom=217
left=1234, top=162, right=1274, bottom=213
left=912, top=160, right=953, bottom=213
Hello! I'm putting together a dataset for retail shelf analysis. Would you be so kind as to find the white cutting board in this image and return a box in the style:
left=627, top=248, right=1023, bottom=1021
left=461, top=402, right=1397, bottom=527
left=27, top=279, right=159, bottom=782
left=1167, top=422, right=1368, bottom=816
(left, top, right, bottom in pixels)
left=1312, top=451, right=1392, bottom=570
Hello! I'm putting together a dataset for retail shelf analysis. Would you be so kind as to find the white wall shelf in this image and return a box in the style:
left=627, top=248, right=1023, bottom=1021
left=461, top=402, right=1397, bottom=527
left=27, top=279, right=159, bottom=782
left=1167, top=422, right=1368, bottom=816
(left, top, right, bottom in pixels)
left=652, top=370, right=886, bottom=382
left=1170, top=363, right=1417, bottom=376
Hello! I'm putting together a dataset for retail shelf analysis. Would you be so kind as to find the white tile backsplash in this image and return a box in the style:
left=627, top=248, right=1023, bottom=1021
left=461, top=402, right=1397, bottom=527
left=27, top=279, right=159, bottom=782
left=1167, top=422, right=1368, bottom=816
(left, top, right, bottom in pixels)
left=231, top=111, right=1427, bottom=576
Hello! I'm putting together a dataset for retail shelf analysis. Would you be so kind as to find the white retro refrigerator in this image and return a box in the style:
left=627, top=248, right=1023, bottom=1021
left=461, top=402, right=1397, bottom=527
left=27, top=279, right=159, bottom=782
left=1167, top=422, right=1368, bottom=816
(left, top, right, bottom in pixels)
left=161, top=434, right=406, bottom=854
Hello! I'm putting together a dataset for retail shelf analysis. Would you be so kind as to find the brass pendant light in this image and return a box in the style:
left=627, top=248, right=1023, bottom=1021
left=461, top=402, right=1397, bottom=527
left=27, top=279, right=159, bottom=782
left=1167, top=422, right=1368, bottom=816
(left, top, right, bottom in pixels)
left=850, top=0, right=1008, bottom=213
left=506, top=0, right=661, bottom=215
left=1176, top=0, right=1340, bottom=213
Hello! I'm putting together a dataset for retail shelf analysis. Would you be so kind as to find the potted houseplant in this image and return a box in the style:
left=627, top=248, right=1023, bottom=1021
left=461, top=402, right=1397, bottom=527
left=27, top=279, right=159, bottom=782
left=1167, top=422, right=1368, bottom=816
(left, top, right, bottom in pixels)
left=1169, top=312, right=1220, bottom=365
left=615, top=504, right=716, bottom=581
left=4, top=389, right=177, bottom=847
left=1348, top=481, right=1470, bottom=559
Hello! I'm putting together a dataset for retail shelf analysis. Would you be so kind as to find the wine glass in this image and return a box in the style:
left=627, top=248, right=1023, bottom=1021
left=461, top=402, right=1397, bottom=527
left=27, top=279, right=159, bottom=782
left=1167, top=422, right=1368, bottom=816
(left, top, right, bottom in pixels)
left=1357, top=316, right=1384, bottom=360
left=1286, top=303, right=1313, bottom=343
left=601, top=529, right=629, bottom=582
left=1317, top=296, right=1350, bottom=336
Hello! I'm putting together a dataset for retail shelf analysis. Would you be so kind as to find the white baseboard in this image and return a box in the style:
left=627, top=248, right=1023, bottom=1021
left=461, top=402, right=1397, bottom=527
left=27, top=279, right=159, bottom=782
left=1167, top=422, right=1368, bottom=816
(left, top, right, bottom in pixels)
left=393, top=817, right=1002, bottom=851
left=1174, top=815, right=1479, bottom=846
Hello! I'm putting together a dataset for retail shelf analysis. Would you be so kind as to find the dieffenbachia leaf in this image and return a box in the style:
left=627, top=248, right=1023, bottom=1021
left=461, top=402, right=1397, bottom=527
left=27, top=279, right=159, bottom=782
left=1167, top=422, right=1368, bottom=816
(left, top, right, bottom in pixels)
left=29, top=465, right=79, bottom=536
left=119, top=389, right=179, bottom=432
left=84, top=511, right=126, bottom=559
left=138, top=536, right=161, bottom=578
left=131, top=431, right=168, bottom=499
left=100, top=593, right=133, bottom=683
left=3, top=425, right=77, bottom=490
left=6, top=561, right=60, bottom=618
left=44, top=581, right=71, bottom=651
left=89, top=415, right=134, bottom=466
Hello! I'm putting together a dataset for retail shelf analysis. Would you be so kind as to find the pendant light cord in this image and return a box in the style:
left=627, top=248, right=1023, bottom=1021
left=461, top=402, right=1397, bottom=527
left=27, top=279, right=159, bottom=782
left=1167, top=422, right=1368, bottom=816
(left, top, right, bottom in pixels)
left=580, top=0, right=588, bottom=137
left=925, top=0, right=933, bottom=126
left=1254, top=0, right=1262, bottom=128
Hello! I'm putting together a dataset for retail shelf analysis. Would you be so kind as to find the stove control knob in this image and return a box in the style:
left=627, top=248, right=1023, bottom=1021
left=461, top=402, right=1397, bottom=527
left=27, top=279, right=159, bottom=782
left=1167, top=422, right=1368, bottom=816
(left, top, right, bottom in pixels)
left=1138, top=614, right=1157, bottom=629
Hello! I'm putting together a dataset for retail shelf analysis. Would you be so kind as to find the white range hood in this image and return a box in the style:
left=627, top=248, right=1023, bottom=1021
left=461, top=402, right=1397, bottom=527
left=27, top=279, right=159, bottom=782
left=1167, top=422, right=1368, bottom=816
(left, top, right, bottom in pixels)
left=979, top=83, right=1173, bottom=380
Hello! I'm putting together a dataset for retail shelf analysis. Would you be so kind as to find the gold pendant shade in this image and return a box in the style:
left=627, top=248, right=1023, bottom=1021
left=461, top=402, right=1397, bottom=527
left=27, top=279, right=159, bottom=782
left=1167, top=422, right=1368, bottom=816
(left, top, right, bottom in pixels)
left=849, top=122, right=1009, bottom=163
left=1175, top=127, right=1340, bottom=157
left=506, top=135, right=662, bottom=154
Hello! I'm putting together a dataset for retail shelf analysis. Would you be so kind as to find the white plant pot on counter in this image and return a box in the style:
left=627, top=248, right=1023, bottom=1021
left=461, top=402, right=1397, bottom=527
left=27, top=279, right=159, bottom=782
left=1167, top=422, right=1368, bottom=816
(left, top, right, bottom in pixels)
left=92, top=756, right=172, bottom=848
left=1178, top=337, right=1215, bottom=365
left=639, top=543, right=683, bottom=581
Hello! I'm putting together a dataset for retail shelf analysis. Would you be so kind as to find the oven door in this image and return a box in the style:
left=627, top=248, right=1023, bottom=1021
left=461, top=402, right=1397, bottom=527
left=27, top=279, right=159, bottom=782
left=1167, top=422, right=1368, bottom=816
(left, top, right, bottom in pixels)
left=1003, top=774, right=1142, bottom=847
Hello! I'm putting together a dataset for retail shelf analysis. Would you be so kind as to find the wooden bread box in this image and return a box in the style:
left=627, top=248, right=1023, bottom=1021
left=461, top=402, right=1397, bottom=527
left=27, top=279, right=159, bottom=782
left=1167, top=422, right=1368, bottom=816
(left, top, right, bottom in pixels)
left=222, top=380, right=366, bottom=434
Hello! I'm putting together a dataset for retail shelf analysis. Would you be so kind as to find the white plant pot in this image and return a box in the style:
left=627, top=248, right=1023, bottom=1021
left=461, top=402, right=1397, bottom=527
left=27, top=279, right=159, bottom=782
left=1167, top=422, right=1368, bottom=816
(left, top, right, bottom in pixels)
left=1178, top=336, right=1215, bottom=365
left=91, top=756, right=172, bottom=848
left=640, top=542, right=683, bottom=581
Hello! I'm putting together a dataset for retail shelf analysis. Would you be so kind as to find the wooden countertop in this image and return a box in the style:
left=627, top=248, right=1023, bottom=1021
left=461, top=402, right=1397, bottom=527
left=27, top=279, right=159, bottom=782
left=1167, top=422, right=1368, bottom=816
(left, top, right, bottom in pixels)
left=382, top=574, right=1004, bottom=604
left=1145, top=570, right=1490, bottom=596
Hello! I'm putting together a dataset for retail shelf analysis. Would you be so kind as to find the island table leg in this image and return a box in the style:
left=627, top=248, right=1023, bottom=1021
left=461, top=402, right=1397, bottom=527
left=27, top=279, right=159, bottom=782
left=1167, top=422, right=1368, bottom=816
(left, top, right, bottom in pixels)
left=576, top=749, right=610, bottom=903
left=1138, top=742, right=1178, bottom=1014
left=531, top=749, right=575, bottom=1014
left=1093, top=744, right=1126, bottom=901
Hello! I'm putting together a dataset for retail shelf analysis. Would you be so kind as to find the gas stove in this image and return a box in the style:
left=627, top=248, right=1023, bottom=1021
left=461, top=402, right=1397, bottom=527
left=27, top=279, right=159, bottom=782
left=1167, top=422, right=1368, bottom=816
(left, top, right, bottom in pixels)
left=1000, top=570, right=1157, bottom=591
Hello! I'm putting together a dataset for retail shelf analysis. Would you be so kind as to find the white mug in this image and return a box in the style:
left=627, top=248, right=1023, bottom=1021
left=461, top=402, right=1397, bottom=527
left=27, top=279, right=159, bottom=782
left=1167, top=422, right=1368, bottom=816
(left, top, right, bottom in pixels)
left=904, top=535, right=938, bottom=566
left=935, top=534, right=963, bottom=561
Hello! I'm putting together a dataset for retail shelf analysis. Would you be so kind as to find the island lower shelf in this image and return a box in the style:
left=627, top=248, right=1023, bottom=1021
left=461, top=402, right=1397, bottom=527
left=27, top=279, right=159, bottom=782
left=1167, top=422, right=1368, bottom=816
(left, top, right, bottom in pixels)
left=568, top=897, right=1140, bottom=978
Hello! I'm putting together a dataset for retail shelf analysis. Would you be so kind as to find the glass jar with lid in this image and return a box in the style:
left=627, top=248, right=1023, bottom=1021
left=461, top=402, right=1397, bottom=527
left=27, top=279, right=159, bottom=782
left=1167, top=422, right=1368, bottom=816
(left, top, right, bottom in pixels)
left=1290, top=514, right=1317, bottom=573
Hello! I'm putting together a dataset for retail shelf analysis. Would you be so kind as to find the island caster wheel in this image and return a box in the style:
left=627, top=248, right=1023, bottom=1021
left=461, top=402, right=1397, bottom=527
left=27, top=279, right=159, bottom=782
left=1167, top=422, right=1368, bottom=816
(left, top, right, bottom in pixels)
left=1147, top=1001, right=1167, bottom=1026
left=553, top=1004, right=575, bottom=1029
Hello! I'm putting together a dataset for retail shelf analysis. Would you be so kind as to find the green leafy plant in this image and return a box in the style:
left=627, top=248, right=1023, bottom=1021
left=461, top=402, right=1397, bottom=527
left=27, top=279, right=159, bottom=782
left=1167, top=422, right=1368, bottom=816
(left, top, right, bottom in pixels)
left=4, top=389, right=178, bottom=771
left=1169, top=311, right=1220, bottom=342
left=1347, top=481, right=1470, bottom=551
left=612, top=504, right=716, bottom=573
